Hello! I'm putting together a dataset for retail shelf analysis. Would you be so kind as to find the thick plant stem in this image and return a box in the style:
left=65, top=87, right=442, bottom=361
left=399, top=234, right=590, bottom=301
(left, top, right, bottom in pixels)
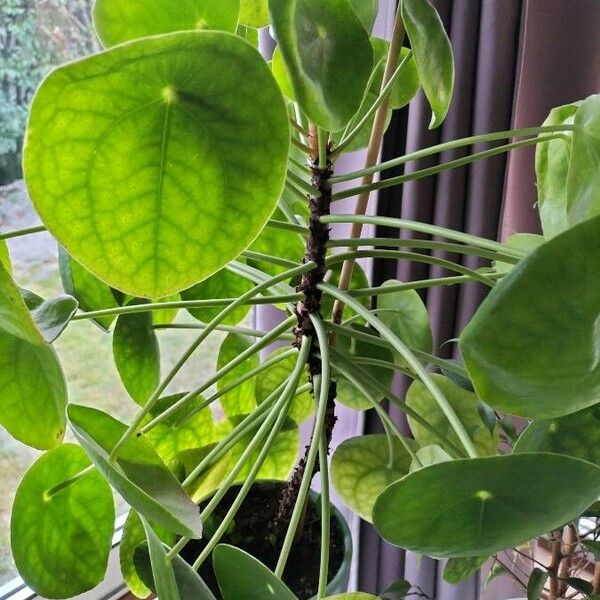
left=331, top=6, right=405, bottom=325
left=549, top=529, right=563, bottom=600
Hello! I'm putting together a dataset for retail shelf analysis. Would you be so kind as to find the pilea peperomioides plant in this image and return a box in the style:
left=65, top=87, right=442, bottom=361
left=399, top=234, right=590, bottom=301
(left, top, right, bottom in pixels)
left=2, top=0, right=600, bottom=599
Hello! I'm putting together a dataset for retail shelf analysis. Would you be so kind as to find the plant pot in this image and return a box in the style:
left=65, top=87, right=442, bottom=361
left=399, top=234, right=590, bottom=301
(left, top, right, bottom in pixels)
left=180, top=480, right=353, bottom=600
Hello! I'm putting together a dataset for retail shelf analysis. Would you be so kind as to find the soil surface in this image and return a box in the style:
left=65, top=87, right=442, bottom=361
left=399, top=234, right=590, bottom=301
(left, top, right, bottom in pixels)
left=181, top=482, right=346, bottom=600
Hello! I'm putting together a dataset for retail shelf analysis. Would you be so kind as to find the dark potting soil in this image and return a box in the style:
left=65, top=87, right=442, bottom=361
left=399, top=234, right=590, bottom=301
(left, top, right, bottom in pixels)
left=180, top=482, right=345, bottom=600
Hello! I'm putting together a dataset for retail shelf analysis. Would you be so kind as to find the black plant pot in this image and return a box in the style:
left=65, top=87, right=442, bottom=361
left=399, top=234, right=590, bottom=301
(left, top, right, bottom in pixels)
left=181, top=480, right=353, bottom=600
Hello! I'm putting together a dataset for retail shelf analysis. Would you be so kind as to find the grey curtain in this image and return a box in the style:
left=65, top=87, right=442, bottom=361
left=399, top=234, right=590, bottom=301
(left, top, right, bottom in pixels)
left=359, top=0, right=600, bottom=598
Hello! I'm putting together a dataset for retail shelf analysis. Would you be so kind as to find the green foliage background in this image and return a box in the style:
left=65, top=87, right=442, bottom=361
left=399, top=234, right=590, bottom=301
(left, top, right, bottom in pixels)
left=0, top=0, right=97, bottom=183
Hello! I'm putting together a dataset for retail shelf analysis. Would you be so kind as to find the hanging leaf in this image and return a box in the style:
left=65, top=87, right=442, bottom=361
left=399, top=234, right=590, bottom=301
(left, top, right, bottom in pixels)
left=377, top=279, right=432, bottom=369
left=514, top=404, right=600, bottom=467
left=535, top=102, right=579, bottom=238
left=59, top=247, right=120, bottom=331
left=113, top=304, right=160, bottom=406
left=527, top=568, right=548, bottom=600
left=217, top=333, right=259, bottom=417
left=152, top=293, right=180, bottom=326
left=68, top=404, right=203, bottom=538
left=30, top=294, right=78, bottom=343
left=269, top=0, right=373, bottom=130
left=335, top=324, right=394, bottom=410
left=255, top=348, right=314, bottom=423
left=142, top=393, right=217, bottom=463
left=133, top=541, right=217, bottom=600
left=24, top=31, right=289, bottom=298
left=401, top=0, right=454, bottom=128
left=331, top=434, right=415, bottom=521
left=139, top=518, right=180, bottom=600
left=120, top=511, right=152, bottom=599
left=460, top=215, right=600, bottom=419
left=406, top=374, right=499, bottom=456
left=494, top=234, right=544, bottom=274
left=213, top=544, right=298, bottom=600
left=11, top=444, right=114, bottom=598
left=373, top=453, right=600, bottom=558
left=381, top=580, right=412, bottom=598
left=240, top=0, right=269, bottom=27
left=93, top=0, right=240, bottom=46
left=443, top=556, right=488, bottom=585
left=181, top=267, right=254, bottom=326
left=0, top=239, right=11, bottom=273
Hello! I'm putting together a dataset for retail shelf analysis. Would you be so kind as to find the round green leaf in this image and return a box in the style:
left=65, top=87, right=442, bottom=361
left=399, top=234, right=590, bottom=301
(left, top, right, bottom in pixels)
left=68, top=404, right=203, bottom=538
left=406, top=374, right=499, bottom=456
left=272, top=46, right=295, bottom=99
left=373, top=453, right=600, bottom=558
left=181, top=267, right=253, bottom=326
left=443, top=556, right=488, bottom=585
left=93, top=0, right=240, bottom=47
left=514, top=404, right=600, bottom=467
left=401, top=0, right=454, bottom=128
left=217, top=333, right=258, bottom=417
left=113, top=305, right=160, bottom=406
left=494, top=234, right=544, bottom=274
left=331, top=434, right=415, bottom=522
left=0, top=335, right=67, bottom=449
left=239, top=0, right=269, bottom=27
left=59, top=247, right=119, bottom=331
left=255, top=347, right=314, bottom=423
left=377, top=279, right=432, bottom=369
left=213, top=544, right=298, bottom=600
left=0, top=239, right=11, bottom=273
left=24, top=31, right=290, bottom=298
left=152, top=292, right=181, bottom=325
left=11, top=444, right=114, bottom=598
left=348, top=0, right=378, bottom=33
left=535, top=102, right=578, bottom=239
left=460, top=215, right=600, bottom=419
left=335, top=325, right=394, bottom=410
left=120, top=511, right=152, bottom=599
left=269, top=0, right=373, bottom=130
left=142, top=393, right=216, bottom=463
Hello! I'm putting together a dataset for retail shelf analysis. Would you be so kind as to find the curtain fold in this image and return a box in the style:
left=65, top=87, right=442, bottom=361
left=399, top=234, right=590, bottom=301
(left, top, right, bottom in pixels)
left=359, top=1, right=600, bottom=598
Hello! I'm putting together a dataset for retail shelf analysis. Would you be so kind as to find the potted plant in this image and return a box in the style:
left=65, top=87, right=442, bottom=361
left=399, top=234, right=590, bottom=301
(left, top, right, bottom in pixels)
left=2, top=0, right=600, bottom=599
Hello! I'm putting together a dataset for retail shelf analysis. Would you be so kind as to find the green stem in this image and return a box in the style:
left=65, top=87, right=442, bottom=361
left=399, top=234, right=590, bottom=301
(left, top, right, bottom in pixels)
left=317, top=429, right=330, bottom=599
left=241, top=249, right=300, bottom=269
left=327, top=237, right=520, bottom=264
left=332, top=135, right=562, bottom=199
left=266, top=219, right=308, bottom=235
left=333, top=50, right=414, bottom=157
left=321, top=214, right=517, bottom=257
left=320, top=283, right=478, bottom=458
left=275, top=316, right=331, bottom=577
left=317, top=128, right=329, bottom=169
left=287, top=170, right=319, bottom=196
left=141, top=316, right=296, bottom=434
left=191, top=339, right=311, bottom=570
left=326, top=250, right=496, bottom=287
left=153, top=322, right=295, bottom=341
left=291, top=136, right=311, bottom=154
left=0, top=224, right=47, bottom=240
left=330, top=124, right=574, bottom=183
left=44, top=464, right=95, bottom=499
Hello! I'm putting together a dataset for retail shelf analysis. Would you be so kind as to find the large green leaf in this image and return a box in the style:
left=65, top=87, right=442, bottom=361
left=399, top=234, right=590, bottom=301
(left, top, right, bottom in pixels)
left=133, top=541, right=217, bottom=600
left=0, top=335, right=67, bottom=449
left=377, top=279, right=432, bottom=369
left=11, top=444, right=114, bottom=598
left=240, top=0, right=269, bottom=27
left=535, top=103, right=578, bottom=238
left=24, top=31, right=289, bottom=298
left=213, top=544, right=298, bottom=600
left=255, top=347, right=314, bottom=423
left=217, top=333, right=259, bottom=417
left=348, top=0, right=378, bottom=32
left=181, top=267, right=253, bottom=326
left=113, top=306, right=160, bottom=405
left=460, top=215, right=600, bottom=419
left=68, top=404, right=203, bottom=538
left=94, top=0, right=240, bottom=46
left=406, top=374, right=499, bottom=456
left=373, top=453, right=600, bottom=557
left=142, top=393, right=216, bottom=463
left=269, top=0, right=373, bottom=130
left=335, top=325, right=394, bottom=410
left=140, top=519, right=180, bottom=600
left=566, top=94, right=600, bottom=227
left=331, top=434, right=415, bottom=521
left=514, top=404, right=600, bottom=466
left=59, top=247, right=120, bottom=331
left=401, top=0, right=454, bottom=128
